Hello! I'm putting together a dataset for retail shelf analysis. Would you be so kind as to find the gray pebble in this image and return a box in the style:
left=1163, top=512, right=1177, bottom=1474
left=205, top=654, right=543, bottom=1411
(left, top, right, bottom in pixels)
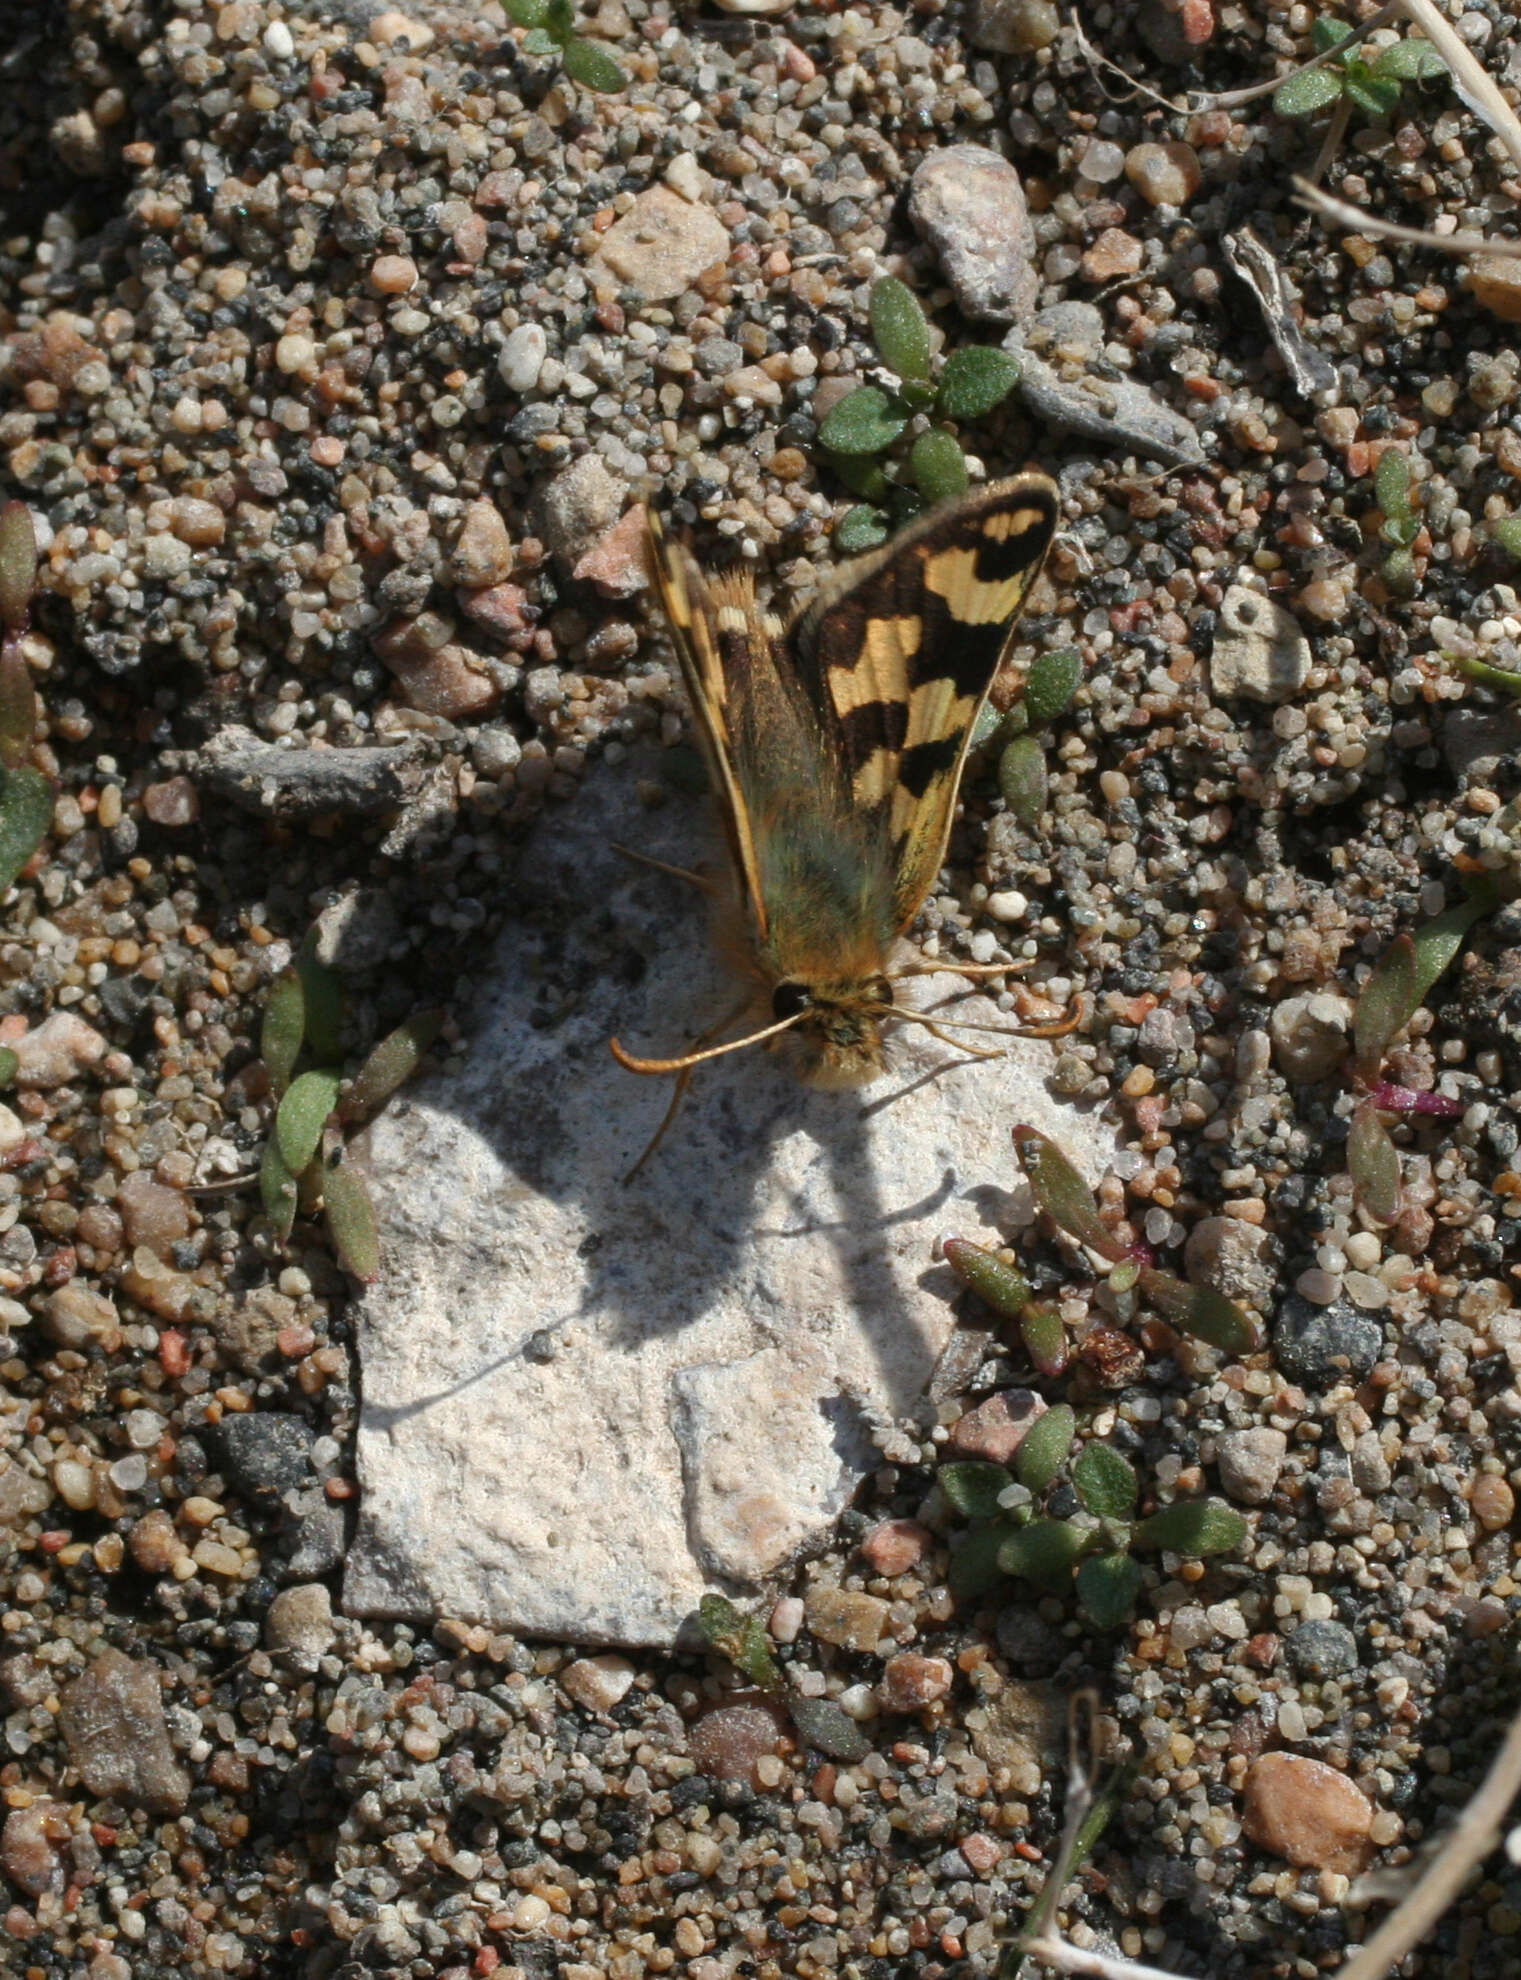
left=1274, top=1295, right=1382, bottom=1387
left=907, top=145, right=1038, bottom=326
left=1286, top=1619, right=1359, bottom=1677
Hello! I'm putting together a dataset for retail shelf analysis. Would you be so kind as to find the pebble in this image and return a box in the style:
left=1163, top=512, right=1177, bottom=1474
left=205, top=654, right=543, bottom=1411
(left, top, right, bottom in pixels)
left=561, top=1653, right=637, bottom=1714
left=1215, top=1427, right=1287, bottom=1504
left=116, top=1171, right=191, bottom=1257
left=369, top=254, right=419, bottom=294
left=1466, top=256, right=1521, bottom=324
left=451, top=499, right=514, bottom=589
left=1242, top=1754, right=1375, bottom=1875
left=970, top=0, right=1060, bottom=48
left=590, top=187, right=730, bottom=303
left=1184, top=1217, right=1276, bottom=1310
left=264, top=1583, right=337, bottom=1667
left=1472, top=1475, right=1515, bottom=1530
left=1082, top=229, right=1143, bottom=281
left=498, top=322, right=548, bottom=394
left=1210, top=586, right=1312, bottom=703
left=1269, top=994, right=1353, bottom=1082
left=573, top=505, right=653, bottom=597
left=212, top=1411, right=316, bottom=1503
left=0, top=1800, right=72, bottom=1899
left=42, top=1282, right=123, bottom=1351
left=907, top=145, right=1038, bottom=326
left=1286, top=1619, right=1359, bottom=1678
left=58, top=1649, right=191, bottom=1816
left=127, top=1508, right=188, bottom=1574
left=142, top=775, right=199, bottom=826
left=946, top=1388, right=1047, bottom=1463
left=877, top=1654, right=954, bottom=1713
left=1011, top=342, right=1205, bottom=466
left=1274, top=1295, right=1383, bottom=1387
left=12, top=1012, right=107, bottom=1088
left=804, top=1587, right=890, bottom=1653
left=380, top=642, right=499, bottom=721
left=688, top=1702, right=788, bottom=1785
left=1125, top=142, right=1203, bottom=207
left=859, top=1518, right=932, bottom=1576
left=536, top=455, right=627, bottom=567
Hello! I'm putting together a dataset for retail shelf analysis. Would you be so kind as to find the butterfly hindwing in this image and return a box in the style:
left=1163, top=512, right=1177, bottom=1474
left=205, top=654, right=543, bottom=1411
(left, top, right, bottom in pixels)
left=783, top=474, right=1059, bottom=932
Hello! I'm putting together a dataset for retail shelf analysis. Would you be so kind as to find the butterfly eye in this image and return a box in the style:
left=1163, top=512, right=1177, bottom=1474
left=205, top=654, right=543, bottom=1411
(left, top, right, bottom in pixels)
left=772, top=982, right=811, bottom=1020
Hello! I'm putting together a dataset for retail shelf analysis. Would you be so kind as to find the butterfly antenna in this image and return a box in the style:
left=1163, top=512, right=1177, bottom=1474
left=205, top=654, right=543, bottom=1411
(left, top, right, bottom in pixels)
left=889, top=1011, right=1005, bottom=1060
left=609, top=1008, right=808, bottom=1077
left=609, top=842, right=719, bottom=896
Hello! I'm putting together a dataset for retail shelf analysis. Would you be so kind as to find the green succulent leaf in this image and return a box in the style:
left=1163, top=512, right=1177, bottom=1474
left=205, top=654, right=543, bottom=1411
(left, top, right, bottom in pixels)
left=1354, top=931, right=1416, bottom=1073
left=1075, top=1551, right=1144, bottom=1630
left=275, top=1068, right=342, bottom=1176
left=997, top=1516, right=1094, bottom=1588
left=939, top=1460, right=1015, bottom=1521
left=1013, top=1126, right=1125, bottom=1261
left=1311, top=16, right=1354, bottom=52
left=1272, top=65, right=1347, bottom=117
left=1348, top=1102, right=1403, bottom=1225
left=1371, top=37, right=1446, bottom=82
left=1133, top=1499, right=1248, bottom=1558
left=949, top=1518, right=1017, bottom=1601
left=546, top=0, right=576, bottom=33
left=937, top=345, right=1021, bottom=421
left=835, top=505, right=890, bottom=553
left=1137, top=1269, right=1261, bottom=1355
left=941, top=1236, right=1032, bottom=1319
left=261, top=967, right=306, bottom=1100
left=819, top=385, right=910, bottom=456
left=562, top=35, right=627, bottom=91
left=1019, top=1302, right=1069, bottom=1378
left=969, top=700, right=1005, bottom=752
left=1374, top=448, right=1413, bottom=526
left=1381, top=546, right=1417, bottom=596
left=1409, top=898, right=1489, bottom=1012
left=0, top=765, right=53, bottom=894
left=1342, top=65, right=1402, bottom=117
left=1022, top=646, right=1083, bottom=727
left=260, top=1137, right=300, bottom=1242
left=521, top=26, right=560, bottom=56
left=827, top=452, right=893, bottom=502
left=0, top=1047, right=17, bottom=1087
left=324, top=1156, right=381, bottom=1282
left=506, top=0, right=550, bottom=23
left=1072, top=1443, right=1139, bottom=1520
left=869, top=277, right=932, bottom=382
left=296, top=935, right=344, bottom=1064
left=897, top=378, right=939, bottom=412
left=0, top=504, right=37, bottom=635
left=339, top=1009, right=444, bottom=1127
left=998, top=733, right=1047, bottom=831
left=788, top=1694, right=871, bottom=1762
left=1015, top=1403, right=1076, bottom=1492
left=910, top=429, right=969, bottom=506
left=0, top=641, right=38, bottom=774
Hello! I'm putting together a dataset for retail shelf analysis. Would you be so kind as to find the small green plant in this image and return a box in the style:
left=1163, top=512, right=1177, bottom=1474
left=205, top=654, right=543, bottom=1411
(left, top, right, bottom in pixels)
left=819, top=278, right=1023, bottom=552
left=505, top=0, right=627, bottom=92
left=939, top=1410, right=1248, bottom=1627
left=963, top=644, right=1083, bottom=832
left=1272, top=18, right=1447, bottom=123
left=1372, top=448, right=1422, bottom=596
left=997, top=1127, right=1261, bottom=1356
left=694, top=1593, right=870, bottom=1760
left=260, top=932, right=442, bottom=1280
left=0, top=505, right=55, bottom=898
left=1345, top=891, right=1499, bottom=1220
left=1491, top=517, right=1521, bottom=565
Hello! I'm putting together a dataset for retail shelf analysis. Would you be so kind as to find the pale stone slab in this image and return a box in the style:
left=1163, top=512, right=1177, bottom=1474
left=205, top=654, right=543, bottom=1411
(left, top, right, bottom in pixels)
left=343, top=761, right=1112, bottom=1647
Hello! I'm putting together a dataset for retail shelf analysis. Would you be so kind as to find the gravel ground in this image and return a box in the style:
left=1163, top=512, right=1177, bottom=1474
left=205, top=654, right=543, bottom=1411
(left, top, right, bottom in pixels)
left=3, top=0, right=1521, bottom=1975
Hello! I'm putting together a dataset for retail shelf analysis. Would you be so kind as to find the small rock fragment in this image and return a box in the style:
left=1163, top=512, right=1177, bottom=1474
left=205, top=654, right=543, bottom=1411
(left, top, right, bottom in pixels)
left=1242, top=1753, right=1374, bottom=1874
left=688, top=1701, right=788, bottom=1785
left=313, top=887, right=402, bottom=974
left=212, top=1412, right=316, bottom=1505
left=1082, top=228, right=1143, bottom=281
left=142, top=775, right=199, bottom=827
left=264, top=1583, right=336, bottom=1667
left=1, top=1799, right=72, bottom=1898
left=1210, top=586, right=1312, bottom=703
left=42, top=1283, right=123, bottom=1351
left=859, top=1518, right=932, bottom=1576
left=116, top=1172, right=191, bottom=1259
left=1274, top=1295, right=1382, bottom=1387
left=907, top=145, right=1038, bottom=325
left=804, top=1587, right=890, bottom=1653
left=195, top=726, right=424, bottom=819
left=590, top=186, right=729, bottom=302
left=12, top=1013, right=107, bottom=1089
left=381, top=643, right=499, bottom=720
left=1270, top=993, right=1353, bottom=1082
left=970, top=0, right=1059, bottom=51
left=58, top=1649, right=191, bottom=1816
left=127, top=1508, right=188, bottom=1575
left=561, top=1653, right=637, bottom=1714
left=451, top=499, right=514, bottom=589
left=498, top=322, right=548, bottom=394
left=1216, top=1427, right=1286, bottom=1504
left=1286, top=1619, right=1359, bottom=1678
left=1467, top=256, right=1521, bottom=324
left=946, top=1388, right=1046, bottom=1463
left=1011, top=340, right=1205, bottom=465
left=877, top=1653, right=954, bottom=1713
left=536, top=455, right=626, bottom=568
left=1125, top=141, right=1202, bottom=207
left=573, top=505, right=653, bottom=596
left=1184, top=1217, right=1276, bottom=1311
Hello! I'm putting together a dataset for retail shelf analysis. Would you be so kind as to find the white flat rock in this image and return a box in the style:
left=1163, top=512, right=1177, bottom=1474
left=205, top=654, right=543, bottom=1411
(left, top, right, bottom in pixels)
left=343, top=759, right=1112, bottom=1647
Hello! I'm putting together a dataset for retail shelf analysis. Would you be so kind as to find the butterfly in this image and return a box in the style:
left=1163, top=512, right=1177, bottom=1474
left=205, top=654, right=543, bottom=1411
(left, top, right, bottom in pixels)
left=611, top=473, right=1067, bottom=1169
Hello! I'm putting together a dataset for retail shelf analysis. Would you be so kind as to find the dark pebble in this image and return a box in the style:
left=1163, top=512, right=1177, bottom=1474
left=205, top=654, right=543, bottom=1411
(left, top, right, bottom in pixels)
left=1273, top=1295, right=1382, bottom=1386
left=787, top=1695, right=871, bottom=1763
left=212, top=1412, right=315, bottom=1504
left=1286, top=1620, right=1359, bottom=1678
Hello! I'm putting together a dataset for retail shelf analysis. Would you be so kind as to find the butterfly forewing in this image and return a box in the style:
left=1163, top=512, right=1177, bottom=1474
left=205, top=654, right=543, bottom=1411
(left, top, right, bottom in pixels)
left=784, top=474, right=1059, bottom=931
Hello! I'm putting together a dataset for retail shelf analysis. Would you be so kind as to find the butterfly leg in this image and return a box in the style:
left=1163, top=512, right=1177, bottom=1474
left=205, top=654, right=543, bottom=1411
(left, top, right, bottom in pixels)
left=609, top=841, right=719, bottom=895
left=887, top=959, right=1034, bottom=980
left=620, top=997, right=753, bottom=1183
